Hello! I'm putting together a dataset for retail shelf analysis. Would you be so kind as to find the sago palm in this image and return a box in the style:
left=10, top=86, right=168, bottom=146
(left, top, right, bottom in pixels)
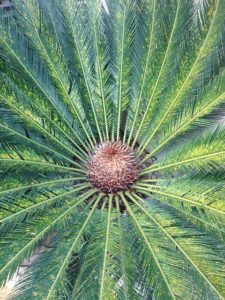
left=0, top=0, right=225, bottom=299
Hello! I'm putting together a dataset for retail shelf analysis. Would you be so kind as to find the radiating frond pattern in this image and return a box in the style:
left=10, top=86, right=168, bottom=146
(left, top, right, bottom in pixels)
left=0, top=0, right=225, bottom=299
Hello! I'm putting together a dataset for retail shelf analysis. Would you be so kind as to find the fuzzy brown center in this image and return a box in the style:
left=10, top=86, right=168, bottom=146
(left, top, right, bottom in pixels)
left=87, top=141, right=139, bottom=194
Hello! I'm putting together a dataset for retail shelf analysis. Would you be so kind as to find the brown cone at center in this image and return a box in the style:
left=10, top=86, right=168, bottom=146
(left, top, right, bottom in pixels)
left=87, top=141, right=140, bottom=194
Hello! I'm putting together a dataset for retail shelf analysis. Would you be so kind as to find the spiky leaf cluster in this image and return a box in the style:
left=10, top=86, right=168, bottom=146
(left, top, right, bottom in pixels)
left=0, top=0, right=225, bottom=299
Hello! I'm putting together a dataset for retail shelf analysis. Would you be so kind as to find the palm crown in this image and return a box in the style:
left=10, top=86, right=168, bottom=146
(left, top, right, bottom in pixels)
left=0, top=0, right=225, bottom=299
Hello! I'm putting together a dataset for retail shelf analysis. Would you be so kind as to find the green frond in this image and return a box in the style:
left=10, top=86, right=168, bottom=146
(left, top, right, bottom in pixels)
left=143, top=69, right=225, bottom=159
left=122, top=194, right=177, bottom=300
left=71, top=197, right=116, bottom=299
left=0, top=190, right=96, bottom=287
left=126, top=195, right=225, bottom=299
left=0, top=0, right=224, bottom=299
left=142, top=127, right=225, bottom=174
left=134, top=185, right=225, bottom=240
left=137, top=0, right=225, bottom=154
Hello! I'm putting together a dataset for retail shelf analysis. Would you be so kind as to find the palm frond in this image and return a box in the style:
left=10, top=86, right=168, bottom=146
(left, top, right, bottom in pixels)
left=126, top=194, right=225, bottom=299
left=0, top=0, right=224, bottom=299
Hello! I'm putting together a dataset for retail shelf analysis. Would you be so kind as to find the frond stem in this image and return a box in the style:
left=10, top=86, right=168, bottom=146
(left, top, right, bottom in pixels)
left=141, top=151, right=225, bottom=175
left=0, top=183, right=90, bottom=224
left=0, top=158, right=86, bottom=174
left=131, top=0, right=180, bottom=148
left=121, top=193, right=176, bottom=300
left=0, top=123, right=85, bottom=169
left=93, top=21, right=109, bottom=141
left=126, top=0, right=156, bottom=146
left=117, top=8, right=126, bottom=141
left=99, top=194, right=112, bottom=300
left=0, top=176, right=87, bottom=198
left=134, top=185, right=225, bottom=217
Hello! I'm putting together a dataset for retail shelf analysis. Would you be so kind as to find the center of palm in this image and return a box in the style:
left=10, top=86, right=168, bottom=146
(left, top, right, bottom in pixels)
left=87, top=141, right=139, bottom=194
